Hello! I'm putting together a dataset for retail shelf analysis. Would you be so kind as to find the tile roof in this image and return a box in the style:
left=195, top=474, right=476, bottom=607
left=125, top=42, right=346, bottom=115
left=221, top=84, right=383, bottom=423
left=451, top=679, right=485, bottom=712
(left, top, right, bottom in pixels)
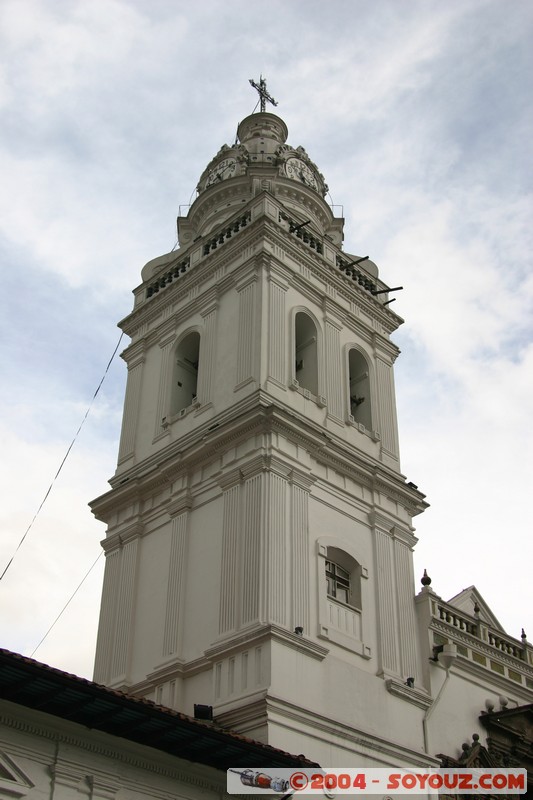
left=0, top=648, right=319, bottom=770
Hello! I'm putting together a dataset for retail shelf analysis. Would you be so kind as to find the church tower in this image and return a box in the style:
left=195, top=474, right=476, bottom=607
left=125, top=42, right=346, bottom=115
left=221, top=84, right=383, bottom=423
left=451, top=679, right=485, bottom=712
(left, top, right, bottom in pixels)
left=91, top=87, right=431, bottom=767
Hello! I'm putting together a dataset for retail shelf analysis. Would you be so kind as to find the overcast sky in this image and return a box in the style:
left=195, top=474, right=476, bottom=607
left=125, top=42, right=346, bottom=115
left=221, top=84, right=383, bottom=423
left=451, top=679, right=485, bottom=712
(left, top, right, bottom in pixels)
left=1, top=0, right=531, bottom=681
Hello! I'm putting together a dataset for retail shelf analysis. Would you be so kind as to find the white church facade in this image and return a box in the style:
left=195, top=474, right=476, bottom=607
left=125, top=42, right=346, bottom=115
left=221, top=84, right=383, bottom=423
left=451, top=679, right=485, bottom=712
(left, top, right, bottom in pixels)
left=1, top=93, right=531, bottom=796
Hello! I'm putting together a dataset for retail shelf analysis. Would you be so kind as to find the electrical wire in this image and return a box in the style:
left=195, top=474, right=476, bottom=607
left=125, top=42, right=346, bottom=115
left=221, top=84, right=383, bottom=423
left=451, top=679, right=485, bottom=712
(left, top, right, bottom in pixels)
left=0, top=331, right=124, bottom=582
left=30, top=550, right=103, bottom=658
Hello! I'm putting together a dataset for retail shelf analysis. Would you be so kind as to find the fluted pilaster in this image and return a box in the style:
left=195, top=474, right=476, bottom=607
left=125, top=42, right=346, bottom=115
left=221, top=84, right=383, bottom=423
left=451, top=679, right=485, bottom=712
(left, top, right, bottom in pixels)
left=241, top=472, right=262, bottom=625
left=219, top=474, right=242, bottom=634
left=374, top=527, right=400, bottom=676
left=117, top=346, right=145, bottom=462
left=325, top=319, right=343, bottom=420
left=93, top=547, right=121, bottom=684
left=268, top=277, right=287, bottom=386
left=266, top=472, right=288, bottom=626
left=375, top=357, right=399, bottom=458
left=290, top=473, right=314, bottom=632
left=197, top=303, right=217, bottom=405
left=236, top=276, right=257, bottom=386
left=110, top=531, right=141, bottom=683
left=394, top=533, right=420, bottom=681
left=162, top=508, right=190, bottom=656
left=153, top=333, right=175, bottom=437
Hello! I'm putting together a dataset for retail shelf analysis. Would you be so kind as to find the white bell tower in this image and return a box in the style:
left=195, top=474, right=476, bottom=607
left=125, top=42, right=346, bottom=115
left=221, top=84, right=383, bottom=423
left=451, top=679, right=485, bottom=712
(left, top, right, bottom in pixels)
left=91, top=90, right=431, bottom=767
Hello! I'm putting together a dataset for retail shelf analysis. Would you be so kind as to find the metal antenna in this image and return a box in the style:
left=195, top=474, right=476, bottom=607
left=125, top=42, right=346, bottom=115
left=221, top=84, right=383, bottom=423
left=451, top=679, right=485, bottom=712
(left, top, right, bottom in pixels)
left=249, top=75, right=278, bottom=112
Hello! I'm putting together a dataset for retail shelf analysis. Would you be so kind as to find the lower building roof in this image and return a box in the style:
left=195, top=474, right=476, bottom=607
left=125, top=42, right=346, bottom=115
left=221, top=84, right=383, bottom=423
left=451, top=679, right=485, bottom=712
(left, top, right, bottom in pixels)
left=0, top=648, right=319, bottom=771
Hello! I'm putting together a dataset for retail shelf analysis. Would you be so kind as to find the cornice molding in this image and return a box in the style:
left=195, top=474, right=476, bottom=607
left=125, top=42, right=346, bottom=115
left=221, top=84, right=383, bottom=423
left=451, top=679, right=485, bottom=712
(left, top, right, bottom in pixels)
left=167, top=491, right=193, bottom=518
left=121, top=203, right=401, bottom=344
left=430, top=621, right=533, bottom=678
left=0, top=703, right=223, bottom=792
left=205, top=623, right=329, bottom=663
left=288, top=467, right=316, bottom=492
left=121, top=339, right=146, bottom=369
left=262, top=694, right=440, bottom=768
left=385, top=678, right=432, bottom=710
left=217, top=466, right=243, bottom=491
left=95, top=394, right=425, bottom=523
left=120, top=522, right=144, bottom=545
left=144, top=655, right=211, bottom=684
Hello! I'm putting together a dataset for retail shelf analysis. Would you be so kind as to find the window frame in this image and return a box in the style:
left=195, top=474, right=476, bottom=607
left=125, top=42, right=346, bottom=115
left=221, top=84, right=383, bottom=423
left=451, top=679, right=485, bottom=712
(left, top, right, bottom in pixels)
left=316, top=539, right=371, bottom=658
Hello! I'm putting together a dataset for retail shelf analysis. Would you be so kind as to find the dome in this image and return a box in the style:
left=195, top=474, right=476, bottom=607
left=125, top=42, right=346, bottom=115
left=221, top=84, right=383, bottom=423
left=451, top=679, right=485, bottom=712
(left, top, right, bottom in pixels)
left=179, top=112, right=331, bottom=245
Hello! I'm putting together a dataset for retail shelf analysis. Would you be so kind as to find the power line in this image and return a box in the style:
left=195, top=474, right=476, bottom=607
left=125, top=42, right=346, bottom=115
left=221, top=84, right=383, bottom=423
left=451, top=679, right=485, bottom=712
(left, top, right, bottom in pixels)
left=0, top=331, right=124, bottom=582
left=30, top=550, right=103, bottom=658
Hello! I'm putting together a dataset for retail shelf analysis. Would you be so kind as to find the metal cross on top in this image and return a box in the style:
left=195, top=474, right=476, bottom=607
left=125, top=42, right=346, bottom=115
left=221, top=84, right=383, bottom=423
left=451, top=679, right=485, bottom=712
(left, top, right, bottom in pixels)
left=249, top=75, right=278, bottom=113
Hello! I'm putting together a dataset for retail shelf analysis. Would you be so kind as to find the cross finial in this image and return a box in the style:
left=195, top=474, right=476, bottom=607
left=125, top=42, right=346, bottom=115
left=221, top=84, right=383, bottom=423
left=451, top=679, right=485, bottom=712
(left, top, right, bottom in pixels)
left=249, top=75, right=278, bottom=113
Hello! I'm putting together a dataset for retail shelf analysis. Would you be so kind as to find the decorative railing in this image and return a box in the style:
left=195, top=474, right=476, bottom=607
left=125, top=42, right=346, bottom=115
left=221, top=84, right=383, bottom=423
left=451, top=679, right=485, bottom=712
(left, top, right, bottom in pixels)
left=336, top=256, right=377, bottom=294
left=436, top=603, right=478, bottom=636
left=146, top=256, right=191, bottom=298
left=433, top=601, right=531, bottom=665
left=327, top=599, right=362, bottom=640
left=202, top=211, right=252, bottom=256
left=145, top=210, right=253, bottom=300
left=487, top=631, right=525, bottom=661
left=279, top=212, right=323, bottom=254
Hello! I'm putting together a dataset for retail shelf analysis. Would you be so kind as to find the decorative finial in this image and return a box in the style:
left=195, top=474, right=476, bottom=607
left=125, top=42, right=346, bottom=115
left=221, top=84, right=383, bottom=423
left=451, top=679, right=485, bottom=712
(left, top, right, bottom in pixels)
left=499, top=695, right=509, bottom=709
left=249, top=75, right=278, bottom=113
left=521, top=628, right=527, bottom=641
left=421, top=569, right=431, bottom=586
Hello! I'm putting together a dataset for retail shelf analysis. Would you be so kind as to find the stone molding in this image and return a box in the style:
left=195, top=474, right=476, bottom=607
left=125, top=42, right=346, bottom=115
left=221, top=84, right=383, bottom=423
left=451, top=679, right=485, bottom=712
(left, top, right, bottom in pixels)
left=0, top=705, right=223, bottom=791
left=123, top=204, right=400, bottom=344
left=385, top=678, right=433, bottom=709
left=98, top=398, right=424, bottom=524
left=430, top=620, right=533, bottom=677
left=167, top=491, right=193, bottom=517
left=205, top=623, right=329, bottom=663
left=261, top=694, right=440, bottom=768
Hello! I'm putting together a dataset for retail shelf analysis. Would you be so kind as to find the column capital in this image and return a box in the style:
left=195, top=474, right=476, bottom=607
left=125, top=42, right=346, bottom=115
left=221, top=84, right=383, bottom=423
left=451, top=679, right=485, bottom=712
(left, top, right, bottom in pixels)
left=168, top=490, right=193, bottom=517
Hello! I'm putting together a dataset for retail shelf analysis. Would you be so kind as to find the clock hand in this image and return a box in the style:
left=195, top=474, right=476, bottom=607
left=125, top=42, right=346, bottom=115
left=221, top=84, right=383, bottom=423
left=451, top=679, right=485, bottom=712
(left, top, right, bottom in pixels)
left=219, top=162, right=236, bottom=178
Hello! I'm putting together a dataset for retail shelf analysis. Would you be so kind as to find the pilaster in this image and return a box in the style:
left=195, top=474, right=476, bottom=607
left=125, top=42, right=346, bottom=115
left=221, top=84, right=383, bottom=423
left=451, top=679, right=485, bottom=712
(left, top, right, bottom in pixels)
left=108, top=524, right=143, bottom=686
left=372, top=514, right=401, bottom=677
left=375, top=356, right=399, bottom=460
left=240, top=465, right=263, bottom=627
left=197, top=301, right=218, bottom=406
left=267, top=271, right=288, bottom=387
left=219, top=469, right=243, bottom=635
left=153, top=329, right=176, bottom=439
left=50, top=762, right=87, bottom=799
left=93, top=547, right=121, bottom=684
left=117, top=341, right=146, bottom=463
left=324, top=311, right=344, bottom=422
left=265, top=469, right=289, bottom=627
left=236, top=273, right=258, bottom=388
left=393, top=527, right=422, bottom=683
left=162, top=492, right=193, bottom=657
left=290, top=469, right=315, bottom=633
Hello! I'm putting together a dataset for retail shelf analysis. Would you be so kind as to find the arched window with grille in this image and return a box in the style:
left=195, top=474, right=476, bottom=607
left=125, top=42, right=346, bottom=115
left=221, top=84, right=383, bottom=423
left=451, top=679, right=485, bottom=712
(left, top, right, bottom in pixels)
left=294, top=312, right=318, bottom=395
left=171, top=331, right=200, bottom=415
left=348, top=348, right=372, bottom=430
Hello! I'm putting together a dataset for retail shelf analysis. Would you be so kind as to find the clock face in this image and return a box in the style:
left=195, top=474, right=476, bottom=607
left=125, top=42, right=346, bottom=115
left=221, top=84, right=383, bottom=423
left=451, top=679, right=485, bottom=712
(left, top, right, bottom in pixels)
left=285, top=157, right=318, bottom=190
left=205, top=158, right=237, bottom=187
